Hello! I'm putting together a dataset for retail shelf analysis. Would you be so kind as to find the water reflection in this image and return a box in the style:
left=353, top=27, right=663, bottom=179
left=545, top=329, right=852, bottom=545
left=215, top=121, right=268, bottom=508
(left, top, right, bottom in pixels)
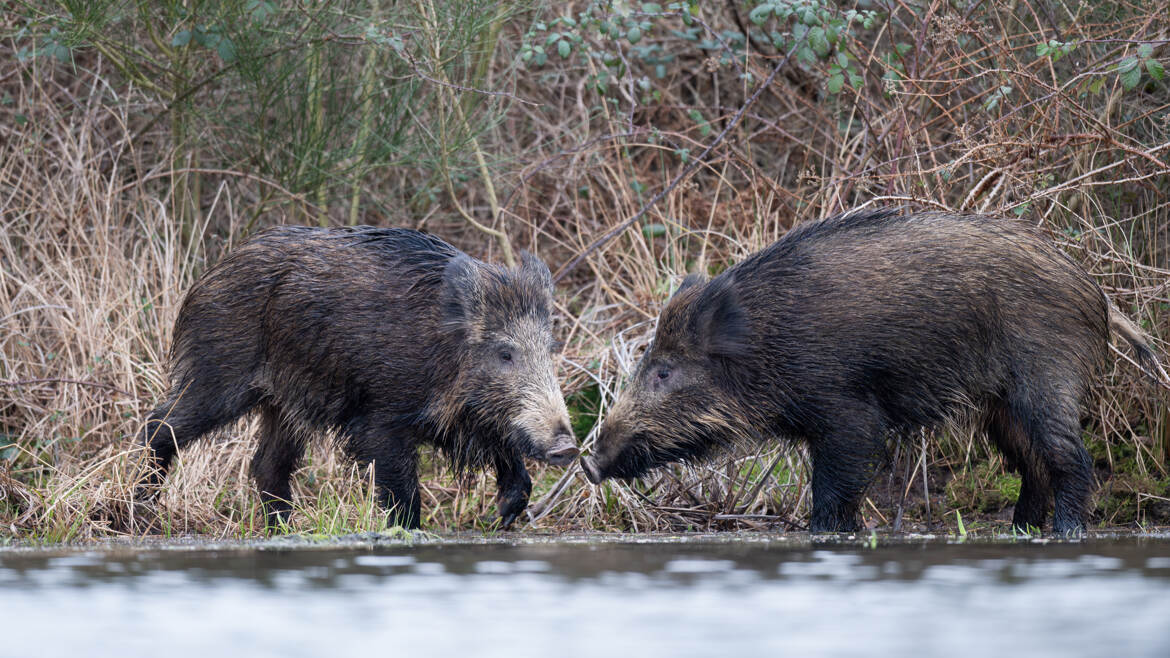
left=1, top=538, right=1168, bottom=657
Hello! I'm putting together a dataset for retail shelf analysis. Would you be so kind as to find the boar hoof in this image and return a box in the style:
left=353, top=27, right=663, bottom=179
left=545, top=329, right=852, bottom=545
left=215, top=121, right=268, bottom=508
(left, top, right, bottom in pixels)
left=496, top=497, right=528, bottom=530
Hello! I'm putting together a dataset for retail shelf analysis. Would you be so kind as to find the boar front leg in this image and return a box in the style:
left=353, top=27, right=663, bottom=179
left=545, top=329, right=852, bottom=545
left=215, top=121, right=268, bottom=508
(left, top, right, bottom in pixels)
left=493, top=451, right=532, bottom=529
left=367, top=445, right=420, bottom=530
left=809, top=412, right=886, bottom=533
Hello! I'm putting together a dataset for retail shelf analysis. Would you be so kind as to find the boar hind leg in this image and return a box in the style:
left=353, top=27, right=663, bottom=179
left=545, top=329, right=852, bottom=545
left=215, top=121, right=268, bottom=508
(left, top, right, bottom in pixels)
left=1012, top=387, right=1091, bottom=537
left=251, top=403, right=305, bottom=530
left=986, top=403, right=1050, bottom=532
left=493, top=452, right=532, bottom=529
left=809, top=413, right=886, bottom=533
left=1040, top=419, right=1091, bottom=537
left=136, top=378, right=261, bottom=498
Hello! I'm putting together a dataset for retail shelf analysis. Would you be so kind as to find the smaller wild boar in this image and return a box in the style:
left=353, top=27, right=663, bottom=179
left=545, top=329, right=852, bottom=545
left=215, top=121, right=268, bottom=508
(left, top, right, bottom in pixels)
left=582, top=209, right=1164, bottom=535
left=136, top=226, right=577, bottom=529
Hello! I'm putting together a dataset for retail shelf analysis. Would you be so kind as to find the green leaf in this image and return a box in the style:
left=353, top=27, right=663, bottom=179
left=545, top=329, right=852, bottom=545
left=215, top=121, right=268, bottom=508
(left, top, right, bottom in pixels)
left=1121, top=64, right=1141, bottom=90
left=1147, top=59, right=1165, bottom=81
left=1137, top=43, right=1154, bottom=59
left=748, top=4, right=773, bottom=25
left=558, top=39, right=571, bottom=58
left=1117, top=56, right=1139, bottom=73
left=172, top=30, right=192, bottom=47
left=808, top=27, right=830, bottom=57
left=827, top=73, right=844, bottom=94
left=836, top=52, right=849, bottom=68
left=627, top=26, right=642, bottom=44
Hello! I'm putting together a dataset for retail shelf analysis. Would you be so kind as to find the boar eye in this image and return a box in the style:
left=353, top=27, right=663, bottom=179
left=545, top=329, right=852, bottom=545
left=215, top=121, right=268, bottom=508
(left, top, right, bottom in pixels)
left=499, top=350, right=513, bottom=363
left=656, top=367, right=671, bottom=381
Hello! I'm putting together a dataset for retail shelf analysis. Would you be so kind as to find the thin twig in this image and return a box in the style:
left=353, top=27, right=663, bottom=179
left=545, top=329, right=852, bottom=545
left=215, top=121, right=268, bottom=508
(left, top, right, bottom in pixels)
left=1, top=378, right=133, bottom=397
left=552, top=42, right=804, bottom=283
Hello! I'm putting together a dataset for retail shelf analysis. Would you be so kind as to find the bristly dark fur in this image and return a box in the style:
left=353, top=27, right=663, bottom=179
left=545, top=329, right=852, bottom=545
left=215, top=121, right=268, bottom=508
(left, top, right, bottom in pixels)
left=136, top=225, right=572, bottom=530
left=588, top=209, right=1165, bottom=536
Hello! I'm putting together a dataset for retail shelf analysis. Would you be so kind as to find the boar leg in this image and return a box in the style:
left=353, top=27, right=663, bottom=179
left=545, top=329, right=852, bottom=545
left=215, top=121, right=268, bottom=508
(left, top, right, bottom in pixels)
left=809, top=417, right=885, bottom=532
left=493, top=452, right=533, bottom=529
left=136, top=378, right=261, bottom=498
left=344, top=421, right=422, bottom=529
left=251, top=403, right=305, bottom=530
left=1040, top=419, right=1091, bottom=537
left=986, top=402, right=1050, bottom=532
left=1007, top=383, right=1090, bottom=536
left=372, top=448, right=421, bottom=530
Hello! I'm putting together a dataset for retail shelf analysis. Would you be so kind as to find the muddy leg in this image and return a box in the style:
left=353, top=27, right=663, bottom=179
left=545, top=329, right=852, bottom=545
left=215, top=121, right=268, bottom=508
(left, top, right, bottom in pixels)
left=135, top=380, right=260, bottom=499
left=373, top=448, right=420, bottom=530
left=1011, top=387, right=1091, bottom=537
left=251, top=403, right=306, bottom=529
left=493, top=451, right=532, bottom=529
left=809, top=413, right=885, bottom=533
left=986, top=403, right=1050, bottom=532
left=1047, top=435, right=1092, bottom=537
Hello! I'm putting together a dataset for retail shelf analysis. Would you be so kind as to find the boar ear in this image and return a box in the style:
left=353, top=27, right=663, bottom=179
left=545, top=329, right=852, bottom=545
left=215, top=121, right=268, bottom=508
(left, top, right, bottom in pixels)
left=692, top=276, right=750, bottom=358
left=673, top=272, right=708, bottom=298
left=441, top=254, right=483, bottom=340
left=519, top=250, right=554, bottom=292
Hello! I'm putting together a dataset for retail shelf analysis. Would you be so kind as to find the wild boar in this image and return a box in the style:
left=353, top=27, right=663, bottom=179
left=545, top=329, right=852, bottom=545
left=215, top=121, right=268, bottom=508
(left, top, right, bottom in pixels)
left=582, top=209, right=1163, bottom=535
left=137, top=226, right=577, bottom=529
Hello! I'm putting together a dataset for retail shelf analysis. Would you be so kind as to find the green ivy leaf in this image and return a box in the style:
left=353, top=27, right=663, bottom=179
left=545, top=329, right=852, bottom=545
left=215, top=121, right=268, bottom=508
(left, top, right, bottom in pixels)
left=558, top=39, right=571, bottom=58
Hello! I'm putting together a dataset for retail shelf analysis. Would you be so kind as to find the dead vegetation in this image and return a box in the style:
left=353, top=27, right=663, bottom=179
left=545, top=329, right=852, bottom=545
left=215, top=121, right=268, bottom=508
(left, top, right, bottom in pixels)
left=2, top=1, right=1169, bottom=540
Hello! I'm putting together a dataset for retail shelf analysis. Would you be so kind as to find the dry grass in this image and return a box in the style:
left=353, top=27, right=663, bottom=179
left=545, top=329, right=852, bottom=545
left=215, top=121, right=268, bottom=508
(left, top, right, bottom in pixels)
left=3, top=2, right=1170, bottom=541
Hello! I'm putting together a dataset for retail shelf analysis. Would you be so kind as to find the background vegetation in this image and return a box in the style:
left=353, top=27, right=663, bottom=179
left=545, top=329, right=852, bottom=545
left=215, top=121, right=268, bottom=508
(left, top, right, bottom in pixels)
left=2, top=0, right=1168, bottom=541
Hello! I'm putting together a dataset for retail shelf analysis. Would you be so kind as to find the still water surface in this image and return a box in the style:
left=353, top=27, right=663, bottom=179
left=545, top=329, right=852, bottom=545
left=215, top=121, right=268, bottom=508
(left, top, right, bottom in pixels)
left=1, top=535, right=1168, bottom=657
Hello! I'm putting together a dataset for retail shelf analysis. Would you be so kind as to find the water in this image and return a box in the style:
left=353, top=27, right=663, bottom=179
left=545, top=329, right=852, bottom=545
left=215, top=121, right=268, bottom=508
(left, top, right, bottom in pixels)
left=2, top=534, right=1169, bottom=657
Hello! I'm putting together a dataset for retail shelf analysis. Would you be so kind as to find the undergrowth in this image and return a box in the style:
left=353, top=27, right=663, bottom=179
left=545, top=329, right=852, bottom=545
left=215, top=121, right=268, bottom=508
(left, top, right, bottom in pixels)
left=2, top=1, right=1169, bottom=540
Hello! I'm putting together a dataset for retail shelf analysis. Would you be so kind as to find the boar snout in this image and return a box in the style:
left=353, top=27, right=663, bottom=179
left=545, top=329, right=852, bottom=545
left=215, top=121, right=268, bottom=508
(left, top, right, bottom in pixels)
left=580, top=455, right=603, bottom=484
left=545, top=432, right=579, bottom=466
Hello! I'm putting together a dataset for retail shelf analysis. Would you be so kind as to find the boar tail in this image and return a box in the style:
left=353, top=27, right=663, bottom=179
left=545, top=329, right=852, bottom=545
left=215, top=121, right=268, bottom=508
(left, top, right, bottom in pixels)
left=1107, top=299, right=1170, bottom=387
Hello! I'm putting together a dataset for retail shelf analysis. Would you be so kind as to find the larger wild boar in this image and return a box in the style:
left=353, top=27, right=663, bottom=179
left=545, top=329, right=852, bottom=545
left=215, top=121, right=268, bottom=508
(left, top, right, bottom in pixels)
left=137, top=226, right=577, bottom=529
left=582, top=209, right=1163, bottom=535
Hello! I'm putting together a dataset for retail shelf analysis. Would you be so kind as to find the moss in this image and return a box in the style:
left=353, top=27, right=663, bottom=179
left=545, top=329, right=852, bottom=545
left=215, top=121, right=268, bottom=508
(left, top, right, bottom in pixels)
left=945, top=462, right=1021, bottom=515
left=1095, top=473, right=1170, bottom=525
